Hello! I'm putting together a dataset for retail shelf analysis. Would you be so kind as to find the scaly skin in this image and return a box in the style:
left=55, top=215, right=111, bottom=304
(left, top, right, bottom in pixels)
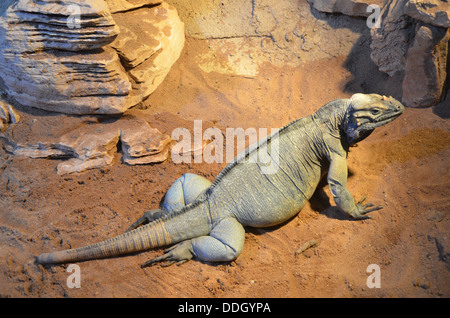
left=36, top=93, right=404, bottom=267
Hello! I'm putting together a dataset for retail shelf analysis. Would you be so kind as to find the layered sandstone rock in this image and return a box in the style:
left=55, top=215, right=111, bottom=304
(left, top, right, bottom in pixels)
left=119, top=118, right=172, bottom=165
left=6, top=0, right=120, bottom=52
left=1, top=115, right=172, bottom=174
left=110, top=1, right=185, bottom=102
left=0, top=0, right=184, bottom=115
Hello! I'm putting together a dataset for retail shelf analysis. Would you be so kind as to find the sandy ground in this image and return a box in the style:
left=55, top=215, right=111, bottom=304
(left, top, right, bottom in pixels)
left=0, top=35, right=449, bottom=298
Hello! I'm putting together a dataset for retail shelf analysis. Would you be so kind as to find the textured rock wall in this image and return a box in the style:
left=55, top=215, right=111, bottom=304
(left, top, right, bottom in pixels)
left=310, top=0, right=450, bottom=107
left=308, top=0, right=386, bottom=17
left=369, top=0, right=414, bottom=76
left=167, top=0, right=367, bottom=76
left=402, top=23, right=449, bottom=107
left=0, top=0, right=185, bottom=115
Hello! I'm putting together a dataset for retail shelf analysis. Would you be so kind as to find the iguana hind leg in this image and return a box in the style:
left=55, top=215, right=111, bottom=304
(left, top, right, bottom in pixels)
left=162, top=173, right=212, bottom=212
left=192, top=217, right=245, bottom=262
left=127, top=173, right=212, bottom=231
left=142, top=217, right=245, bottom=267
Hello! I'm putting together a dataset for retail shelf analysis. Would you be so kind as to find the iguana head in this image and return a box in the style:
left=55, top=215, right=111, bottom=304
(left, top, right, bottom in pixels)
left=344, top=93, right=404, bottom=145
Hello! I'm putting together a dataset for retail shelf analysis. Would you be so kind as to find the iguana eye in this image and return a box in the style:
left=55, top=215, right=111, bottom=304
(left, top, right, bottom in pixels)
left=371, top=109, right=380, bottom=115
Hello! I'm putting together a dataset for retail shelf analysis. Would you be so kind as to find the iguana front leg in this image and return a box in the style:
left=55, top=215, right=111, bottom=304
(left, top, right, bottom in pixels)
left=327, top=154, right=382, bottom=219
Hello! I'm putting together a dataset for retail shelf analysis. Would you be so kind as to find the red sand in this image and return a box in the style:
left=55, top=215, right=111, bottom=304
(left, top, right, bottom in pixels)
left=1, top=38, right=449, bottom=297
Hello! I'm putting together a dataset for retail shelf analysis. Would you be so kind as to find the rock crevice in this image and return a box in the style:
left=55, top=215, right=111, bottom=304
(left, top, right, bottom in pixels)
left=309, top=0, right=450, bottom=107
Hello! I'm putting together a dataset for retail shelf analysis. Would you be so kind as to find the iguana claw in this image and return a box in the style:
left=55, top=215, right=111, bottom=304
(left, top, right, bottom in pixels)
left=141, top=241, right=194, bottom=268
left=351, top=196, right=383, bottom=219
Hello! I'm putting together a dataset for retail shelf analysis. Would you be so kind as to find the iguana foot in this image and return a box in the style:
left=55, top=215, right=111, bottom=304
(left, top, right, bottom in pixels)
left=350, top=196, right=383, bottom=220
left=126, top=209, right=166, bottom=232
left=142, top=241, right=194, bottom=267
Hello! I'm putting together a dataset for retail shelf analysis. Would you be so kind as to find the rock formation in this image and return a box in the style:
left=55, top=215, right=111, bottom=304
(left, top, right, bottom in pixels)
left=119, top=118, right=172, bottom=166
left=402, top=23, right=449, bottom=107
left=308, top=0, right=450, bottom=107
left=307, top=0, right=386, bottom=17
left=404, top=0, right=450, bottom=28
left=369, top=0, right=414, bottom=76
left=0, top=0, right=185, bottom=115
left=372, top=0, right=449, bottom=107
left=0, top=98, right=20, bottom=131
left=1, top=114, right=172, bottom=174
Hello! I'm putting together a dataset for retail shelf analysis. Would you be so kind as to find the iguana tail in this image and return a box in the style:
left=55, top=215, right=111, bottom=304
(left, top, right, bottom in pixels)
left=36, top=203, right=211, bottom=264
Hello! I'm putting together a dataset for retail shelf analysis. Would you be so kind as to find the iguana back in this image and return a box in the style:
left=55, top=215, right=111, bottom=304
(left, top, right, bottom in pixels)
left=205, top=113, right=328, bottom=228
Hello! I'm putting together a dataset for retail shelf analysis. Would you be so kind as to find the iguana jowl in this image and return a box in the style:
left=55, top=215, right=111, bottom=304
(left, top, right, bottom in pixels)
left=37, top=93, right=404, bottom=266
